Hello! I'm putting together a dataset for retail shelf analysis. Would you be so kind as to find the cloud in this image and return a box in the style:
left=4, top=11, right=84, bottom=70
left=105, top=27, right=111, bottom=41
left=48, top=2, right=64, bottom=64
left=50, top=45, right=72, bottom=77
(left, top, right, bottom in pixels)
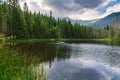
left=101, top=0, right=117, bottom=6
left=74, top=0, right=104, bottom=8
left=19, top=0, right=50, bottom=14
left=42, top=0, right=105, bottom=14
left=43, top=0, right=104, bottom=10
left=19, top=0, right=118, bottom=20
left=69, top=9, right=101, bottom=20
left=102, top=2, right=120, bottom=18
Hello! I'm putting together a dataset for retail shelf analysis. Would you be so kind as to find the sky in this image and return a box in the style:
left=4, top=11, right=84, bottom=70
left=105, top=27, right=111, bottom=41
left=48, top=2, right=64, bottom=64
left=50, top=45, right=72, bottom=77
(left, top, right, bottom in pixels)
left=19, top=0, right=120, bottom=20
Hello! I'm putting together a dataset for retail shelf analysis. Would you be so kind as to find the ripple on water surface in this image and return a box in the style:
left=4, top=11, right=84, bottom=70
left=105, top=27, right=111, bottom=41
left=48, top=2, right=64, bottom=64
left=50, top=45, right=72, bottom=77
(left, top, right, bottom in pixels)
left=45, top=43, right=120, bottom=80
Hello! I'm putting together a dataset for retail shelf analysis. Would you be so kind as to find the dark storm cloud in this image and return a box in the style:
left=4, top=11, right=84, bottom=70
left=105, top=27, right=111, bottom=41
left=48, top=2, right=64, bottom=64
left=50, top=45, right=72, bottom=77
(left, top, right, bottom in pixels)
left=74, top=0, right=104, bottom=8
left=43, top=0, right=76, bottom=12
left=43, top=0, right=105, bottom=12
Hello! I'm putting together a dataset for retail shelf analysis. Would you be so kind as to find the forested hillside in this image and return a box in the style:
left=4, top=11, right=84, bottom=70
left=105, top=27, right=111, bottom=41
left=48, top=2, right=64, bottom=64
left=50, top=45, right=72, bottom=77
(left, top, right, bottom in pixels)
left=0, top=1, right=119, bottom=40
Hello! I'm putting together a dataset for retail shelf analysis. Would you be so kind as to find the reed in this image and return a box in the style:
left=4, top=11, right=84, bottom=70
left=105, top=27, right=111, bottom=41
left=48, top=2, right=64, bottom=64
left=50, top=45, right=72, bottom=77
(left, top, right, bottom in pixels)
left=0, top=48, right=46, bottom=80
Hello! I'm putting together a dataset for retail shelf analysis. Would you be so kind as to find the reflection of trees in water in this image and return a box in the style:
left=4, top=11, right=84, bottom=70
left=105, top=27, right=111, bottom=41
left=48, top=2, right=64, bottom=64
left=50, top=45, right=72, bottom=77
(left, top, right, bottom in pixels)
left=5, top=42, right=71, bottom=67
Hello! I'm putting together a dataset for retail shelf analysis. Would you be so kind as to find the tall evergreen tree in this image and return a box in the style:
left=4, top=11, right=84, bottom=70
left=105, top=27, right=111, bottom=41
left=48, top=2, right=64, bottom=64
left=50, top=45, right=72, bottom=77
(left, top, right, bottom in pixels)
left=23, top=2, right=28, bottom=12
left=0, top=4, right=4, bottom=35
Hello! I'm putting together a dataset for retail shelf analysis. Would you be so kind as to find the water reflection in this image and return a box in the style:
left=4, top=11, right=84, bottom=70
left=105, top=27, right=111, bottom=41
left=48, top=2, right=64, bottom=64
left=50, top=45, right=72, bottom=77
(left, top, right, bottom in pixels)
left=4, top=42, right=71, bottom=67
left=46, top=58, right=120, bottom=80
left=4, top=42, right=120, bottom=80
left=103, top=46, right=120, bottom=67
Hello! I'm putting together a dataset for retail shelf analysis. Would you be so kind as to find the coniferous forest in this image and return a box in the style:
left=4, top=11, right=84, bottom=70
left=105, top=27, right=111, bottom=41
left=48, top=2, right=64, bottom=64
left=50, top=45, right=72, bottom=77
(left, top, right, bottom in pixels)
left=0, top=1, right=119, bottom=40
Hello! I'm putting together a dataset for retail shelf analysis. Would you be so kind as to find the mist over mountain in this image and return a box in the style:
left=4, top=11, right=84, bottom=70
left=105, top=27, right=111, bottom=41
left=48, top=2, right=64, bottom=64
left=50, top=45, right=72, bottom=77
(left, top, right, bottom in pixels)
left=65, top=12, right=120, bottom=28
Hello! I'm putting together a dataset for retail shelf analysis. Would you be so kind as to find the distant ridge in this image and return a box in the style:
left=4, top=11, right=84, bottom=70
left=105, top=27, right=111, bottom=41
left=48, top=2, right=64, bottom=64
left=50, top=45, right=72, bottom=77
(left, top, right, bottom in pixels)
left=64, top=12, right=120, bottom=28
left=92, top=12, right=120, bottom=27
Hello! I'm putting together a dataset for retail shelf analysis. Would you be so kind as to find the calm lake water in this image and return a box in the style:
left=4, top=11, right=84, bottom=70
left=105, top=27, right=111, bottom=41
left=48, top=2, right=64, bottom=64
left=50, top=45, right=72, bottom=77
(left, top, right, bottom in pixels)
left=5, top=42, right=120, bottom=80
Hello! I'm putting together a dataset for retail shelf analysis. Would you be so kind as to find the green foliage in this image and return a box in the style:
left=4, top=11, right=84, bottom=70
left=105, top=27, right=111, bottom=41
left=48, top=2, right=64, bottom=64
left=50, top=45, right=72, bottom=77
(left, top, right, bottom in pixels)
left=0, top=38, right=4, bottom=43
left=0, top=4, right=4, bottom=33
left=0, top=48, right=46, bottom=80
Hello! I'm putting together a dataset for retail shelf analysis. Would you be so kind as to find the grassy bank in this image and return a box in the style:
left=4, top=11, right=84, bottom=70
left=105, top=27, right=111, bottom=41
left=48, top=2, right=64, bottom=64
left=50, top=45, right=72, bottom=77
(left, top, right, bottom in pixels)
left=5, top=38, right=111, bottom=42
left=5, top=39, right=58, bottom=43
left=59, top=38, right=111, bottom=41
left=0, top=48, right=46, bottom=80
left=5, top=38, right=120, bottom=45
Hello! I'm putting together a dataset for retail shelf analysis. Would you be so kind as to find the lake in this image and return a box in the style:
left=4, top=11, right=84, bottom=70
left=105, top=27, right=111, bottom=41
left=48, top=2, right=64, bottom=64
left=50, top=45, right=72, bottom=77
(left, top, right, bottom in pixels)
left=5, top=41, right=120, bottom=80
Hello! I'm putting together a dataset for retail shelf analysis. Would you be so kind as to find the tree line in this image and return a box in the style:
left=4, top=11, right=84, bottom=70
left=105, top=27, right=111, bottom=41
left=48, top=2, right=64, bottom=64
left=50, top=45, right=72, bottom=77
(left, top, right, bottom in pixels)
left=0, top=1, right=119, bottom=40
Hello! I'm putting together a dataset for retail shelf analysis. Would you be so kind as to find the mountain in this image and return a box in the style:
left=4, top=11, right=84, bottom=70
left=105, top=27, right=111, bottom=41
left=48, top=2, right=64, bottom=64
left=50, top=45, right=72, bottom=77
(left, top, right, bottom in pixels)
left=0, top=0, right=3, bottom=3
left=64, top=12, right=120, bottom=28
left=92, top=12, right=120, bottom=28
left=64, top=17, right=98, bottom=26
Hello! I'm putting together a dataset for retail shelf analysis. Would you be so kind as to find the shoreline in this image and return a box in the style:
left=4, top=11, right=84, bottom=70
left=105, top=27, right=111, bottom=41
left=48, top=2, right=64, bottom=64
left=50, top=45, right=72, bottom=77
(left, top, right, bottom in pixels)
left=5, top=38, right=111, bottom=42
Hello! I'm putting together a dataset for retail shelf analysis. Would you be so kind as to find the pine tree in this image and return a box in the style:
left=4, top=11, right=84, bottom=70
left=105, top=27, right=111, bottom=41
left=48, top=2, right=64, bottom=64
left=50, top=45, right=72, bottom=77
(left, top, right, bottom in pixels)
left=23, top=2, right=28, bottom=12
left=0, top=4, right=4, bottom=35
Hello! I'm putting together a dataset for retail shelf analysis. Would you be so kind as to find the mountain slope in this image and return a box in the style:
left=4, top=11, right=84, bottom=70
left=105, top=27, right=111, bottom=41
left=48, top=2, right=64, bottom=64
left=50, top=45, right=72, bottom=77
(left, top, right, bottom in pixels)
left=92, top=12, right=120, bottom=27
left=64, top=12, right=120, bottom=28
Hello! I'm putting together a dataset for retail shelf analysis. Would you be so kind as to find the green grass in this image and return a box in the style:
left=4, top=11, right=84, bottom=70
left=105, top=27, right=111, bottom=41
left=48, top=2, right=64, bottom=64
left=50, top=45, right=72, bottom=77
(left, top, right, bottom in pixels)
left=5, top=38, right=120, bottom=45
left=0, top=38, right=5, bottom=43
left=0, top=48, right=46, bottom=80
left=112, top=37, right=120, bottom=45
left=58, top=38, right=112, bottom=44
left=5, top=39, right=57, bottom=43
left=5, top=38, right=111, bottom=42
